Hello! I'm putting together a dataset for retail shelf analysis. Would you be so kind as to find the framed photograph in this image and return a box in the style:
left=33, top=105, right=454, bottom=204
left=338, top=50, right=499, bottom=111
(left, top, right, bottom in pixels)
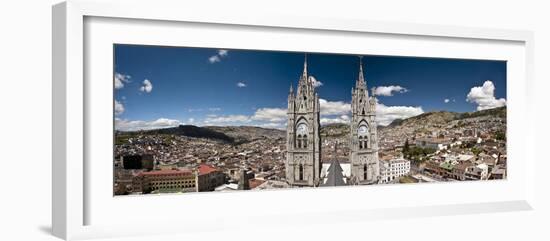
left=53, top=0, right=535, bottom=240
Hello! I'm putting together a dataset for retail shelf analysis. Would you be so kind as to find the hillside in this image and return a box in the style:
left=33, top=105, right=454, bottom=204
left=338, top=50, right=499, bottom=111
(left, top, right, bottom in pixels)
left=379, top=106, right=506, bottom=138
left=456, top=106, right=506, bottom=119
left=121, top=125, right=235, bottom=143
left=320, top=123, right=349, bottom=138
left=115, top=107, right=505, bottom=145
left=383, top=111, right=459, bottom=130
left=205, top=126, right=285, bottom=143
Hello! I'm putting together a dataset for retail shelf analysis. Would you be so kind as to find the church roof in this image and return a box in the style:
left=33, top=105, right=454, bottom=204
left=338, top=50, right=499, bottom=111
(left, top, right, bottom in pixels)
left=322, top=160, right=347, bottom=186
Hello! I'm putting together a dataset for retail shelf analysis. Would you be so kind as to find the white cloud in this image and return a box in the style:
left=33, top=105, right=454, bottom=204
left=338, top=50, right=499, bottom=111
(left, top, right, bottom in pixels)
left=208, top=107, right=221, bottom=112
left=114, top=73, right=131, bottom=89
left=218, top=49, right=228, bottom=56
left=114, top=100, right=124, bottom=115
left=237, top=82, right=247, bottom=88
left=203, top=115, right=251, bottom=125
left=200, top=98, right=421, bottom=128
left=321, top=115, right=350, bottom=125
left=140, top=79, right=153, bottom=93
left=188, top=118, right=195, bottom=123
left=373, top=85, right=408, bottom=96
left=466, top=80, right=506, bottom=111
left=252, top=108, right=287, bottom=122
left=115, top=118, right=182, bottom=131
left=376, top=103, right=424, bottom=126
left=208, top=55, right=220, bottom=63
left=316, top=98, right=421, bottom=126
left=309, top=76, right=323, bottom=88
left=198, top=107, right=288, bottom=129
left=319, top=99, right=351, bottom=116
left=444, top=98, right=450, bottom=103
left=208, top=49, right=229, bottom=63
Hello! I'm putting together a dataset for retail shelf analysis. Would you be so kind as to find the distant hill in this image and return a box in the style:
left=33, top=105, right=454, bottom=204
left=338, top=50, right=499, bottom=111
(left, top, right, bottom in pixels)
left=116, top=106, right=505, bottom=144
left=142, top=125, right=235, bottom=143
left=382, top=106, right=505, bottom=129
left=381, top=111, right=459, bottom=130
left=456, top=106, right=506, bottom=119
left=319, top=107, right=506, bottom=139
left=117, top=125, right=286, bottom=144
left=320, top=123, right=349, bottom=138
left=206, top=126, right=285, bottom=143
left=378, top=106, right=506, bottom=138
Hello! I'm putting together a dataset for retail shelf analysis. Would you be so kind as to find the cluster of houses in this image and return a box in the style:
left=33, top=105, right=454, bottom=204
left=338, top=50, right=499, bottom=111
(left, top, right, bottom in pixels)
left=411, top=136, right=507, bottom=181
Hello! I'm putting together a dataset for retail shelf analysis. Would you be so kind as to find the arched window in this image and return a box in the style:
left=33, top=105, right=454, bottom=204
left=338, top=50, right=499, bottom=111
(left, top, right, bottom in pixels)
left=364, top=164, right=368, bottom=180
left=303, top=135, right=308, bottom=148
left=297, top=135, right=302, bottom=148
left=299, top=164, right=304, bottom=181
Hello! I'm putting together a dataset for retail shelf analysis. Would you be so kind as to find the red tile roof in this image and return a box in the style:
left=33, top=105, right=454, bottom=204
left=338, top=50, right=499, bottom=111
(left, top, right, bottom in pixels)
left=248, top=179, right=266, bottom=189
left=198, top=164, right=218, bottom=175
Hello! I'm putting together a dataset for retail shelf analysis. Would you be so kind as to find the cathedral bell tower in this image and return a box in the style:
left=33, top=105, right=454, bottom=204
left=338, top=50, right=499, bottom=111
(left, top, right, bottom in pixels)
left=286, top=54, right=322, bottom=187
left=350, top=57, right=380, bottom=184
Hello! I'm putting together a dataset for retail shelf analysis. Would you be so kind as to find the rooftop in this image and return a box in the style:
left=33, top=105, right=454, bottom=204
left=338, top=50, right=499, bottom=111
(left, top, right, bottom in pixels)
left=137, top=169, right=193, bottom=176
left=198, top=164, right=218, bottom=175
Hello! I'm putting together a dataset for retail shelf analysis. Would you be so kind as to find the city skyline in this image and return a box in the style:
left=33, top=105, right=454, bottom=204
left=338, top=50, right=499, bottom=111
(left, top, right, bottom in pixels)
left=114, top=44, right=507, bottom=131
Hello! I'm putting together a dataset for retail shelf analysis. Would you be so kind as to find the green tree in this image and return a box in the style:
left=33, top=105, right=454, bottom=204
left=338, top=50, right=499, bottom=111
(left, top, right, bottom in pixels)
left=403, top=138, right=410, bottom=158
left=495, top=131, right=506, bottom=141
left=471, top=147, right=482, bottom=156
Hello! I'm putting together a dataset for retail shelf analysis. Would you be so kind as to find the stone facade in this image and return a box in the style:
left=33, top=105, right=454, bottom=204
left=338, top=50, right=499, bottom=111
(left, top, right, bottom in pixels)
left=349, top=58, right=380, bottom=184
left=285, top=56, right=380, bottom=186
left=285, top=56, right=322, bottom=187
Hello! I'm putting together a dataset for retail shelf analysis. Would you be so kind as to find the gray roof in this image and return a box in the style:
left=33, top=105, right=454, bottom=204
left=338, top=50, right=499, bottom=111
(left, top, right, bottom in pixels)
left=322, top=160, right=347, bottom=186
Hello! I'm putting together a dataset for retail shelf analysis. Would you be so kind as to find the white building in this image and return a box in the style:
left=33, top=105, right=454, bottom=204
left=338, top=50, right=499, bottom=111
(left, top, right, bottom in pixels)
left=415, top=138, right=451, bottom=150
left=380, top=158, right=411, bottom=183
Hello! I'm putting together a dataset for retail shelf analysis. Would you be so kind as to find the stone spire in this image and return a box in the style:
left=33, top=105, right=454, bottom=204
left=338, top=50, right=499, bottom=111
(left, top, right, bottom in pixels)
left=356, top=56, right=366, bottom=89
left=297, top=53, right=310, bottom=96
left=302, top=53, right=308, bottom=78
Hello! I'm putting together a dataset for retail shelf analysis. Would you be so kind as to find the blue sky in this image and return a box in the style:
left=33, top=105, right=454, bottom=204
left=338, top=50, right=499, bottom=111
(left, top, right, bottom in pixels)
left=114, top=44, right=506, bottom=131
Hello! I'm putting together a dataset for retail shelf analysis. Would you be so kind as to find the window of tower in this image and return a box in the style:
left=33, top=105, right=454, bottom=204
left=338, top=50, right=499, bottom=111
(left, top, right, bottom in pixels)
left=296, top=122, right=308, bottom=149
left=296, top=134, right=307, bottom=149
left=364, top=164, right=368, bottom=180
left=299, top=164, right=304, bottom=181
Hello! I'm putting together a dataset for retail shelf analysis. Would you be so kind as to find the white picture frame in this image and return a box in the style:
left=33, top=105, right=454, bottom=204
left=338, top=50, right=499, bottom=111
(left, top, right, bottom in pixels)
left=52, top=0, right=535, bottom=240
